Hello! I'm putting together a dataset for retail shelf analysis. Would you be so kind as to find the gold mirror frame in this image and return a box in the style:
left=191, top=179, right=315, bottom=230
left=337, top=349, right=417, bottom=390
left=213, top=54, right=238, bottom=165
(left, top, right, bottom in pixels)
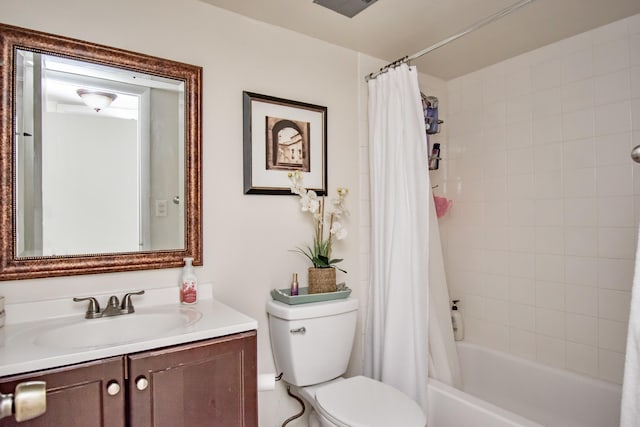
left=0, top=23, right=202, bottom=280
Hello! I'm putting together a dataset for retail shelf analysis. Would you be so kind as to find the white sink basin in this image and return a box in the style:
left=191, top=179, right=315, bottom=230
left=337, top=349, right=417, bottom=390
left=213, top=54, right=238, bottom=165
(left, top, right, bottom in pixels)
left=32, top=308, right=202, bottom=349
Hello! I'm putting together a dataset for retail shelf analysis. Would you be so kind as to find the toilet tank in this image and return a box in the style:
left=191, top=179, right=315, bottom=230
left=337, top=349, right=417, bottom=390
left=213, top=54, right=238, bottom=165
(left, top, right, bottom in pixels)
left=266, top=298, right=358, bottom=387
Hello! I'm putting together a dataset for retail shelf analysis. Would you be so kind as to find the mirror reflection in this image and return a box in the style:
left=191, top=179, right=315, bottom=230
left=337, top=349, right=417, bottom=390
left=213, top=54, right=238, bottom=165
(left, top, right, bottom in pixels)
left=15, top=50, right=185, bottom=257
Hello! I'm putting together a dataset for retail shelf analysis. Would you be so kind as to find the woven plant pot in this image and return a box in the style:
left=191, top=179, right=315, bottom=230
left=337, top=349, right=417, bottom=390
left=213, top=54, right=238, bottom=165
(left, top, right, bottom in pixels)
left=308, top=267, right=337, bottom=294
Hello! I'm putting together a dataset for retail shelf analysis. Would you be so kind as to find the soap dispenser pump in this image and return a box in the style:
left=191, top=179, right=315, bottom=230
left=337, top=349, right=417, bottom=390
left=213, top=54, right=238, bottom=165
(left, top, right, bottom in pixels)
left=451, top=300, right=464, bottom=341
left=180, top=257, right=198, bottom=304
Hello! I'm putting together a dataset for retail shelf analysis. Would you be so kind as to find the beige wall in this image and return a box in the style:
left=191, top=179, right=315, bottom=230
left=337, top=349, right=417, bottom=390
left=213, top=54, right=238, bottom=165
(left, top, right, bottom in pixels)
left=1, top=1, right=362, bottom=424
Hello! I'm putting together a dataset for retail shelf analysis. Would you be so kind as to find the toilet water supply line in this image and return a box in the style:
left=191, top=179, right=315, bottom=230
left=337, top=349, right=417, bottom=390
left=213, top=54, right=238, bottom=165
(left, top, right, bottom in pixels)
left=282, top=386, right=305, bottom=427
left=259, top=372, right=305, bottom=427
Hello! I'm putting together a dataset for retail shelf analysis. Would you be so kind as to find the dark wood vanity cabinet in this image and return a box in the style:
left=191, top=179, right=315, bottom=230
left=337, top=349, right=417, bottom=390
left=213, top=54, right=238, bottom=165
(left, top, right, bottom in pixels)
left=128, top=331, right=258, bottom=427
left=0, top=356, right=125, bottom=427
left=0, top=331, right=257, bottom=427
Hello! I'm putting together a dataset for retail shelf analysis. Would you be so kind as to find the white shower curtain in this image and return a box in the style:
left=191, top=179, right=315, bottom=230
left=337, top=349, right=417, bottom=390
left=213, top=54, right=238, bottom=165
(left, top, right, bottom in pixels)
left=364, top=64, right=430, bottom=413
left=621, top=227, right=640, bottom=426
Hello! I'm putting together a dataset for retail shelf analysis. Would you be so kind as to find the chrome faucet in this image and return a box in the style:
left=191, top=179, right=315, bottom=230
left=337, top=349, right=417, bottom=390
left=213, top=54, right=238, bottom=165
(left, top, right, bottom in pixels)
left=73, top=290, right=145, bottom=319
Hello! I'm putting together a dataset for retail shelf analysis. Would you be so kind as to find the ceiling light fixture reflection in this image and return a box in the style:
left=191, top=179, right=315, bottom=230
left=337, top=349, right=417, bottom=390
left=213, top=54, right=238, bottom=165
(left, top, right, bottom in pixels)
left=76, top=89, right=117, bottom=112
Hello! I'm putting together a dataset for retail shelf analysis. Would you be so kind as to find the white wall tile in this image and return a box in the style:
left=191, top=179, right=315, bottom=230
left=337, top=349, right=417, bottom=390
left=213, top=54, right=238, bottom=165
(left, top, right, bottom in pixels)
left=506, top=68, right=532, bottom=98
left=565, top=256, right=599, bottom=287
left=534, top=171, right=563, bottom=199
left=592, top=19, right=629, bottom=45
left=534, top=143, right=563, bottom=172
left=536, top=335, right=566, bottom=368
left=598, top=319, right=628, bottom=353
left=595, top=132, right=632, bottom=166
left=442, top=15, right=638, bottom=384
left=483, top=201, right=509, bottom=226
left=535, top=227, right=564, bottom=254
left=509, top=253, right=535, bottom=279
left=486, top=298, right=509, bottom=325
left=509, top=277, right=535, bottom=305
left=507, top=95, right=532, bottom=124
left=535, top=254, right=565, bottom=282
left=565, top=284, right=598, bottom=316
left=508, top=199, right=534, bottom=226
left=566, top=313, right=598, bottom=346
left=564, top=198, right=597, bottom=227
left=508, top=174, right=534, bottom=199
left=599, top=349, right=626, bottom=384
left=566, top=342, right=599, bottom=377
left=598, top=258, right=634, bottom=291
left=507, top=120, right=533, bottom=149
left=562, top=48, right=593, bottom=84
left=483, top=274, right=509, bottom=299
left=510, top=328, right=537, bottom=360
left=563, top=109, right=596, bottom=141
left=507, top=148, right=534, bottom=176
left=532, top=88, right=563, bottom=117
left=484, top=249, right=509, bottom=274
left=533, top=114, right=563, bottom=145
left=465, top=294, right=487, bottom=320
left=536, top=308, right=565, bottom=340
left=485, top=323, right=510, bottom=353
left=595, top=101, right=632, bottom=136
left=532, top=58, right=562, bottom=91
left=509, top=226, right=535, bottom=252
left=596, top=165, right=633, bottom=196
left=561, top=31, right=592, bottom=53
left=594, top=70, right=631, bottom=105
left=598, top=289, right=632, bottom=322
left=536, top=281, right=565, bottom=310
left=563, top=138, right=595, bottom=170
left=562, top=168, right=596, bottom=198
left=598, top=227, right=637, bottom=259
left=632, top=98, right=640, bottom=130
left=562, top=79, right=594, bottom=112
left=628, top=14, right=640, bottom=35
left=564, top=227, right=598, bottom=257
left=593, top=38, right=630, bottom=75
left=597, top=196, right=634, bottom=227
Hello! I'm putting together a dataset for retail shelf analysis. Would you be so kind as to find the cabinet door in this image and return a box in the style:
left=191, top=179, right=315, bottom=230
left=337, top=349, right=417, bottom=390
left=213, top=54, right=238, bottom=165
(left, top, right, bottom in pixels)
left=0, top=356, right=125, bottom=427
left=128, top=331, right=257, bottom=427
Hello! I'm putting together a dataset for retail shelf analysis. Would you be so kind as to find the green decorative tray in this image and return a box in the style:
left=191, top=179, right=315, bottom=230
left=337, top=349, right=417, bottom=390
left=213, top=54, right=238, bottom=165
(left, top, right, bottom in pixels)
left=270, top=283, right=351, bottom=305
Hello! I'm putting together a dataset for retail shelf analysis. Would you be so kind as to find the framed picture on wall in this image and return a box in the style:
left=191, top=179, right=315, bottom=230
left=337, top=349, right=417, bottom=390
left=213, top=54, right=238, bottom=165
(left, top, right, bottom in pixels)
left=243, top=91, right=327, bottom=195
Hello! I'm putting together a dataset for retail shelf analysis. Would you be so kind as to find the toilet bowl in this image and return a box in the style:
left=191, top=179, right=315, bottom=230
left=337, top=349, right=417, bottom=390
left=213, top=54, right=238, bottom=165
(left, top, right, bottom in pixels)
left=266, top=298, right=426, bottom=427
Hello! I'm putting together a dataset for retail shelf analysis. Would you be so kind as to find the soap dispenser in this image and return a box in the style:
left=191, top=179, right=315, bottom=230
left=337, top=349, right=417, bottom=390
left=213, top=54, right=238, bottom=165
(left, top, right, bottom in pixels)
left=180, top=257, right=198, bottom=304
left=451, top=300, right=464, bottom=341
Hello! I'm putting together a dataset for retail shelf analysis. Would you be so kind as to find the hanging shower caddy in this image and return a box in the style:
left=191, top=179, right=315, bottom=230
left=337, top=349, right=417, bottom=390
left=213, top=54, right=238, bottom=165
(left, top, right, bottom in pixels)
left=421, top=93, right=443, bottom=170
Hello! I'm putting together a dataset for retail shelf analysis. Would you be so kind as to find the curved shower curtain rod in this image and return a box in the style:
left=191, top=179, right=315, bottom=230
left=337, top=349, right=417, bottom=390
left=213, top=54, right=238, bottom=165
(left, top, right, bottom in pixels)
left=364, top=0, right=537, bottom=82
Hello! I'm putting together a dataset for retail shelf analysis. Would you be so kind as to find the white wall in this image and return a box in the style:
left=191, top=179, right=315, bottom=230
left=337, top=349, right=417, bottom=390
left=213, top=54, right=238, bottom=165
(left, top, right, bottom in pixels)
left=440, top=14, right=640, bottom=384
left=1, top=1, right=361, bottom=425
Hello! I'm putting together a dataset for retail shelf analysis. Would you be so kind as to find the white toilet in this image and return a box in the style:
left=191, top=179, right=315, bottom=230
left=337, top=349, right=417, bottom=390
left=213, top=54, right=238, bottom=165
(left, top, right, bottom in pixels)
left=266, top=297, right=426, bottom=427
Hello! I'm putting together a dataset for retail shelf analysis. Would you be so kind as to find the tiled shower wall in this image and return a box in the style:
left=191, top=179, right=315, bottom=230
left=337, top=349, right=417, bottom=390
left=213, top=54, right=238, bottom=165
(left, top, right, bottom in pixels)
left=435, top=13, right=640, bottom=384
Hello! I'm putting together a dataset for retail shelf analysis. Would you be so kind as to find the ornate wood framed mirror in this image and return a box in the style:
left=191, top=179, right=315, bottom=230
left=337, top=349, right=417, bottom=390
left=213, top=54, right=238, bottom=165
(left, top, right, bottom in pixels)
left=0, top=23, right=202, bottom=280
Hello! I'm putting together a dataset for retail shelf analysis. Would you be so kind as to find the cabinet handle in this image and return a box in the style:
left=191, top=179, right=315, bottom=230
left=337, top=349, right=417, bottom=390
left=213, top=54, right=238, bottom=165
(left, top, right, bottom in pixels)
left=0, top=381, right=47, bottom=422
left=136, top=376, right=149, bottom=391
left=106, top=381, right=120, bottom=396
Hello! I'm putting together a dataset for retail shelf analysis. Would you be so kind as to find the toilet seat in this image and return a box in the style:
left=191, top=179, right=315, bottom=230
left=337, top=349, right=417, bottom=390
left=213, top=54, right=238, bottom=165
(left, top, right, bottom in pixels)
left=314, top=376, right=426, bottom=427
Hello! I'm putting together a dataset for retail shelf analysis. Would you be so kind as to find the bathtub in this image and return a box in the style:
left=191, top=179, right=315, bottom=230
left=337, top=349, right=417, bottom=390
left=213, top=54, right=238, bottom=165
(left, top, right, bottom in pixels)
left=427, top=342, right=622, bottom=427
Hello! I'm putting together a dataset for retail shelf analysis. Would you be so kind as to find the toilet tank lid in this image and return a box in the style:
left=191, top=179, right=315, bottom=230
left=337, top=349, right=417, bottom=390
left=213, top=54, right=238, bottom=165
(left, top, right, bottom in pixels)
left=266, top=297, right=358, bottom=320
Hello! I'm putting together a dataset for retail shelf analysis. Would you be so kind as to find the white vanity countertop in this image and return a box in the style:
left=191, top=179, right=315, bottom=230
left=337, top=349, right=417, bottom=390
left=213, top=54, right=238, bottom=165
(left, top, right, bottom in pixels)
left=0, top=284, right=257, bottom=377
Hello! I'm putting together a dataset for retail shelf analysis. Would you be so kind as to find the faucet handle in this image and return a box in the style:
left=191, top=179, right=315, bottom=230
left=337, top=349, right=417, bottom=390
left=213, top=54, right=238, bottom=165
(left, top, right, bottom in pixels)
left=120, top=290, right=145, bottom=314
left=73, top=297, right=101, bottom=319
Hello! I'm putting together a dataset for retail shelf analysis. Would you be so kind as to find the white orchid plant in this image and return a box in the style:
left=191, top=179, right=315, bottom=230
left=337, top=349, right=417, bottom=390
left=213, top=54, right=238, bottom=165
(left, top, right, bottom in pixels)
left=289, top=171, right=349, bottom=273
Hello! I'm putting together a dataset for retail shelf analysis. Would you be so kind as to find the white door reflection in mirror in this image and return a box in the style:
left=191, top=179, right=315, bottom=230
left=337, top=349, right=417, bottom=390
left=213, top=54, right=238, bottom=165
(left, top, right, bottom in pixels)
left=15, top=49, right=185, bottom=257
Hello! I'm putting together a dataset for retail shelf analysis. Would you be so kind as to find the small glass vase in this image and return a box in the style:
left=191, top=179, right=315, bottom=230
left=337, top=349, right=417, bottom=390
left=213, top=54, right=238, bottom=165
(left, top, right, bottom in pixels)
left=308, top=267, right=337, bottom=294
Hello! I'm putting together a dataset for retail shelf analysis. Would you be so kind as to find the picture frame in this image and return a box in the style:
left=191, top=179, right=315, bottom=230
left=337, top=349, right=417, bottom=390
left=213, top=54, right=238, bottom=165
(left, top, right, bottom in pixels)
left=243, top=91, right=327, bottom=195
